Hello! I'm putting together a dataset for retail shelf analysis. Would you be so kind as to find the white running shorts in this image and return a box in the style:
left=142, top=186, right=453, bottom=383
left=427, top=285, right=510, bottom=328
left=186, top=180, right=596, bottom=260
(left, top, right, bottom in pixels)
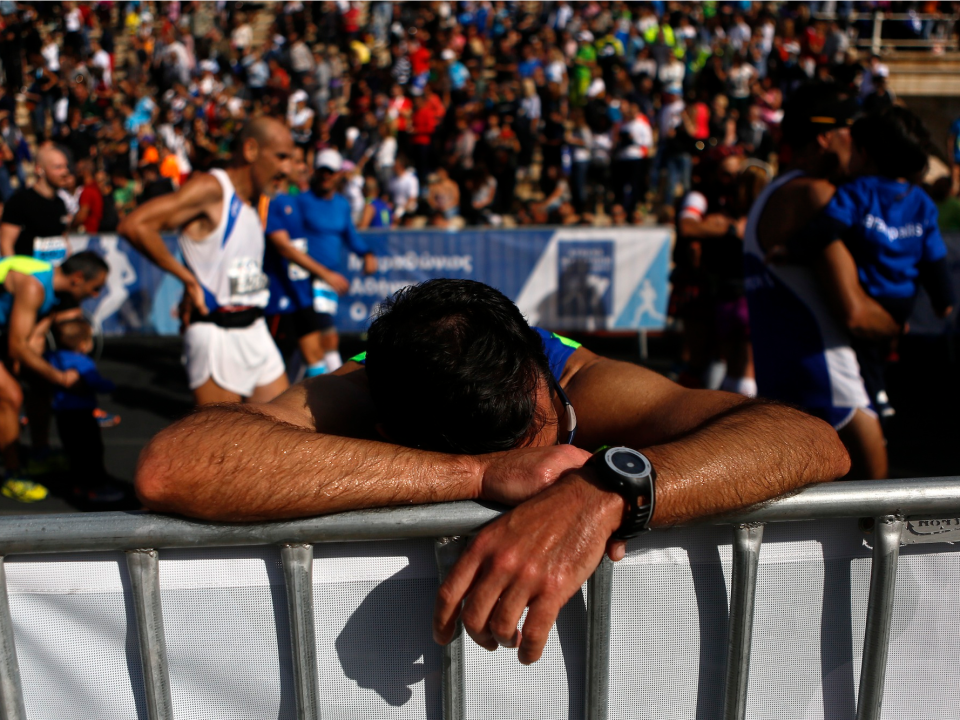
left=183, top=318, right=286, bottom=397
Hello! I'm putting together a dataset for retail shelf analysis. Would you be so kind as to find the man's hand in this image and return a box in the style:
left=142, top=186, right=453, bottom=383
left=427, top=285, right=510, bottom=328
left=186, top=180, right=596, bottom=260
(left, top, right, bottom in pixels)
left=477, top=444, right=592, bottom=506
left=433, top=472, right=623, bottom=664
left=183, top=277, right=209, bottom=316
left=322, top=270, right=351, bottom=296
left=362, top=253, right=378, bottom=275
left=59, top=369, right=81, bottom=388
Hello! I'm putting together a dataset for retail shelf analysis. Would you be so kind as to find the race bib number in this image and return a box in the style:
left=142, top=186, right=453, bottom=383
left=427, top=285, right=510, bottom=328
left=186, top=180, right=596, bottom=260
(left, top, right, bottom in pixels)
left=312, top=278, right=339, bottom=315
left=227, top=256, right=269, bottom=306
left=287, top=238, right=310, bottom=281
left=33, top=237, right=68, bottom=267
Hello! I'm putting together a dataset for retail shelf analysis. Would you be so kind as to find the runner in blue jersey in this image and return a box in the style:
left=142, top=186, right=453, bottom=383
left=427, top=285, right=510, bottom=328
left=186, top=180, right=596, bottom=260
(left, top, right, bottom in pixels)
left=263, top=147, right=348, bottom=375
left=795, top=107, right=954, bottom=420
left=292, top=149, right=377, bottom=377
left=745, top=83, right=903, bottom=480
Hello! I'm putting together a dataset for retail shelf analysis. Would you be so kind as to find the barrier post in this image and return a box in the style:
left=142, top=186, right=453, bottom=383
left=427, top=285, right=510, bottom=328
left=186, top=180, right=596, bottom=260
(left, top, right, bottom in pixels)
left=0, top=558, right=25, bottom=720
left=435, top=537, right=467, bottom=720
left=281, top=543, right=321, bottom=720
left=722, top=524, right=765, bottom=720
left=585, top=555, right=614, bottom=720
left=871, top=12, right=884, bottom=55
left=125, top=549, right=173, bottom=720
left=856, top=516, right=903, bottom=720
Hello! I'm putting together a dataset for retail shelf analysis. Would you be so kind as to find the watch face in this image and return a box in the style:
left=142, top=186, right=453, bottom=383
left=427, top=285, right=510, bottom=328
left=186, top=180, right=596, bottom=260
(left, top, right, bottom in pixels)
left=608, top=448, right=651, bottom=476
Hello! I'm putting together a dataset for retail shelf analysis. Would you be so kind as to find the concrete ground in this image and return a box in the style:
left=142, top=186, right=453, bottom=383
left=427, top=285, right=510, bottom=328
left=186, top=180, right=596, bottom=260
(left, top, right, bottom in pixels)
left=0, top=332, right=955, bottom=516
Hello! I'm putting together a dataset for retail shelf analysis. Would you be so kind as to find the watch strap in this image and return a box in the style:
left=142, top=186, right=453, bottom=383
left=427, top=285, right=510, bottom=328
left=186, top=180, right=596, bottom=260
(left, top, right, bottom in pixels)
left=588, top=447, right=656, bottom=540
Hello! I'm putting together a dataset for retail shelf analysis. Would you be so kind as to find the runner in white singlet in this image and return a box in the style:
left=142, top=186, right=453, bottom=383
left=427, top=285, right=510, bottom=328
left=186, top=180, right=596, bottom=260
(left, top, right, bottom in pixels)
left=119, top=117, right=295, bottom=405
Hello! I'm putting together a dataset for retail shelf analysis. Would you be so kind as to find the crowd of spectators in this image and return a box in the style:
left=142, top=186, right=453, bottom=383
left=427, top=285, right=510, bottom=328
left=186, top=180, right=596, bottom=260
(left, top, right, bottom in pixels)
left=0, top=1, right=958, bottom=233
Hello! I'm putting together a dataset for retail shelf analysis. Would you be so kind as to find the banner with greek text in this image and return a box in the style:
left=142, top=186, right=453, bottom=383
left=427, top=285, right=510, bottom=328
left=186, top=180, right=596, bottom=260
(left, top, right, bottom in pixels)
left=71, top=228, right=673, bottom=336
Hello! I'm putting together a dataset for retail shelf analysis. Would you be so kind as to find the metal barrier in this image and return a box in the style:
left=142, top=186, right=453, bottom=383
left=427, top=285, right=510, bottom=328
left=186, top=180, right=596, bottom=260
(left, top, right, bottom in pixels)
left=0, top=477, right=959, bottom=720
left=813, top=11, right=960, bottom=53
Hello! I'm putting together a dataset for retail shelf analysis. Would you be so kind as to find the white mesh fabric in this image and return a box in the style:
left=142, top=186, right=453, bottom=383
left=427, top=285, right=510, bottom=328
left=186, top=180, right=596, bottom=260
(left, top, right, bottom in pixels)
left=3, top=519, right=960, bottom=719
left=6, top=552, right=146, bottom=720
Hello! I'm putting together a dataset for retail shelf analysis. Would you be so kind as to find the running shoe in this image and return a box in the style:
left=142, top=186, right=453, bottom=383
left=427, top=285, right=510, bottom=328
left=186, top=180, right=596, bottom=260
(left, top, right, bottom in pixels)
left=1, top=477, right=49, bottom=503
left=93, top=408, right=121, bottom=428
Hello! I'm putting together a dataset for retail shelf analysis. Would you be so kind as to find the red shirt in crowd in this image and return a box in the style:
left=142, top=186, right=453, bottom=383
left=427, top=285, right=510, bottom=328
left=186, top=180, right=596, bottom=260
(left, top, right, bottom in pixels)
left=388, top=95, right=412, bottom=132
left=78, top=180, right=103, bottom=233
left=410, top=44, right=431, bottom=77
left=412, top=103, right=437, bottom=145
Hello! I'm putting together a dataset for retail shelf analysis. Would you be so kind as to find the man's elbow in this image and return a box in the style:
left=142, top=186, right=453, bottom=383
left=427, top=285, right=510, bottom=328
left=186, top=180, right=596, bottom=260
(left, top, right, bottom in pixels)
left=134, top=436, right=180, bottom=513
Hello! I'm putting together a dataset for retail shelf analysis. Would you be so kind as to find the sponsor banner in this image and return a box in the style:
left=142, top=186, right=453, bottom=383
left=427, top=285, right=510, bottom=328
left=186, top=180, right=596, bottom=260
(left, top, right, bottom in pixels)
left=71, top=229, right=672, bottom=336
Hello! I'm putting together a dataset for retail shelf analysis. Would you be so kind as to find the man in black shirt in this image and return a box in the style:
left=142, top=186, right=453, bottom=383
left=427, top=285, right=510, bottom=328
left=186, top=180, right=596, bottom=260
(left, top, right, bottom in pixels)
left=0, top=143, right=71, bottom=265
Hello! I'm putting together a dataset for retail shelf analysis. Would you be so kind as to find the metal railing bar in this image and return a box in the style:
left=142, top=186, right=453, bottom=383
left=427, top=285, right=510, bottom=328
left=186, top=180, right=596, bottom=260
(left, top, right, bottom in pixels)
left=125, top=549, right=173, bottom=720
left=281, top=544, right=321, bottom=720
left=0, top=478, right=957, bottom=555
left=814, top=12, right=958, bottom=20
left=0, top=558, right=25, bottom=720
left=722, top=524, right=765, bottom=720
left=855, top=516, right=904, bottom=720
left=435, top=538, right=467, bottom=720
left=584, top=555, right=613, bottom=720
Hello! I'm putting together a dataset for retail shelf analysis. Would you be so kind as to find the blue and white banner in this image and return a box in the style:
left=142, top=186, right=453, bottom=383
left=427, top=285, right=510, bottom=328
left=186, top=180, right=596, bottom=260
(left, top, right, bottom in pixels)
left=70, top=228, right=673, bottom=336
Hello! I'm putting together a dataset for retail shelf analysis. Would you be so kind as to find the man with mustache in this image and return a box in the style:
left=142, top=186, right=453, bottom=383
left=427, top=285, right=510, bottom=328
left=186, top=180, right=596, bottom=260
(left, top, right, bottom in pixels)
left=119, top=117, right=294, bottom=405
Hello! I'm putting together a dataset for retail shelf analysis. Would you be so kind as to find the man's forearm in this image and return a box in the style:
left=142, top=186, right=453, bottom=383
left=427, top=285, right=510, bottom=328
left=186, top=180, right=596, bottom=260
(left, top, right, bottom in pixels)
left=124, top=228, right=194, bottom=285
left=135, top=404, right=484, bottom=521
left=643, top=399, right=849, bottom=526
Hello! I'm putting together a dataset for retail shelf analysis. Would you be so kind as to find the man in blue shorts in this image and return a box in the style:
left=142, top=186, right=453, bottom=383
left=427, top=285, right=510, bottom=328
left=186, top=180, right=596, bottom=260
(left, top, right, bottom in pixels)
left=137, top=278, right=849, bottom=666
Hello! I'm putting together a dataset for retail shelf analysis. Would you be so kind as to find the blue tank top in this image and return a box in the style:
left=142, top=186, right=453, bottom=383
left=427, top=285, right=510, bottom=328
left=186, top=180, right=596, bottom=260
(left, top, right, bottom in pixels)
left=0, top=257, right=58, bottom=327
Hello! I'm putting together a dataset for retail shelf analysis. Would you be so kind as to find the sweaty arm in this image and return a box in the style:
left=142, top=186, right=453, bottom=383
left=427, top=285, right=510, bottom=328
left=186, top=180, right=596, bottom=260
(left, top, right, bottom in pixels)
left=434, top=349, right=850, bottom=664
left=135, top=368, right=590, bottom=521
left=117, top=173, right=223, bottom=314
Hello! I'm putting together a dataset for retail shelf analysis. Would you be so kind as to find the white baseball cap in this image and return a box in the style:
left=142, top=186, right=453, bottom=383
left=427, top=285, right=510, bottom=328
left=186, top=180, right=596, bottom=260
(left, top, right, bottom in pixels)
left=315, top=148, right=343, bottom=172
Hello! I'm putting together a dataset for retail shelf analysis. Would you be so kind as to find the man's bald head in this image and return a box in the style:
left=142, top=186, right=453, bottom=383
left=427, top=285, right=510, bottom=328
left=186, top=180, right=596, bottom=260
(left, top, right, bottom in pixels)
left=235, top=116, right=295, bottom=198
left=35, top=143, right=71, bottom=190
left=234, top=116, right=291, bottom=158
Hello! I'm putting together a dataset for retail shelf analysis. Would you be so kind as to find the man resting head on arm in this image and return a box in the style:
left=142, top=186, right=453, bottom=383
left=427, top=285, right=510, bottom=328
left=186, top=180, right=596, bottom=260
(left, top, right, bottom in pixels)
left=136, top=279, right=850, bottom=664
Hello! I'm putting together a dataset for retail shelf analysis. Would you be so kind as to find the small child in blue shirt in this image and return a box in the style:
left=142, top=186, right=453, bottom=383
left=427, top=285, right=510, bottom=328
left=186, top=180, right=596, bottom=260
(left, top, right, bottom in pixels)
left=46, top=319, right=127, bottom=505
left=798, top=107, right=955, bottom=419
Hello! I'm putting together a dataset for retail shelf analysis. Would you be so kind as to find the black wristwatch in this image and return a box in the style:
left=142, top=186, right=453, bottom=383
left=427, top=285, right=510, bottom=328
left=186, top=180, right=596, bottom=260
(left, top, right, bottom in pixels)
left=586, top=446, right=656, bottom=539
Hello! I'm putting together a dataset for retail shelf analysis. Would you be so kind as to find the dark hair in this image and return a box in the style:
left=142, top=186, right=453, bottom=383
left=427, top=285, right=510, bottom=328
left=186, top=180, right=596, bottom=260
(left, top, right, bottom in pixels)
left=780, top=82, right=856, bottom=149
left=851, top=106, right=930, bottom=180
left=365, top=279, right=553, bottom=454
left=61, top=251, right=109, bottom=280
left=54, top=318, right=93, bottom=351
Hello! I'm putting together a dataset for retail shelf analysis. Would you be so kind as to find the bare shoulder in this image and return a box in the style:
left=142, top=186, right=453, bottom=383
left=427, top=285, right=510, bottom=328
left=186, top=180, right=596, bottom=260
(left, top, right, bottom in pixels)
left=259, top=367, right=378, bottom=439
left=758, top=175, right=836, bottom=251
left=8, top=270, right=44, bottom=304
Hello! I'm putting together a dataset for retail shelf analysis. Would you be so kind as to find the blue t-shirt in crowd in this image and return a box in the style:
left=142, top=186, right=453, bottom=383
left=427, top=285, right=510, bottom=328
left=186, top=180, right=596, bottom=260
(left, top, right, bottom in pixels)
left=264, top=193, right=312, bottom=313
left=296, top=191, right=370, bottom=274
left=823, top=176, right=947, bottom=300
left=46, top=350, right=115, bottom=411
